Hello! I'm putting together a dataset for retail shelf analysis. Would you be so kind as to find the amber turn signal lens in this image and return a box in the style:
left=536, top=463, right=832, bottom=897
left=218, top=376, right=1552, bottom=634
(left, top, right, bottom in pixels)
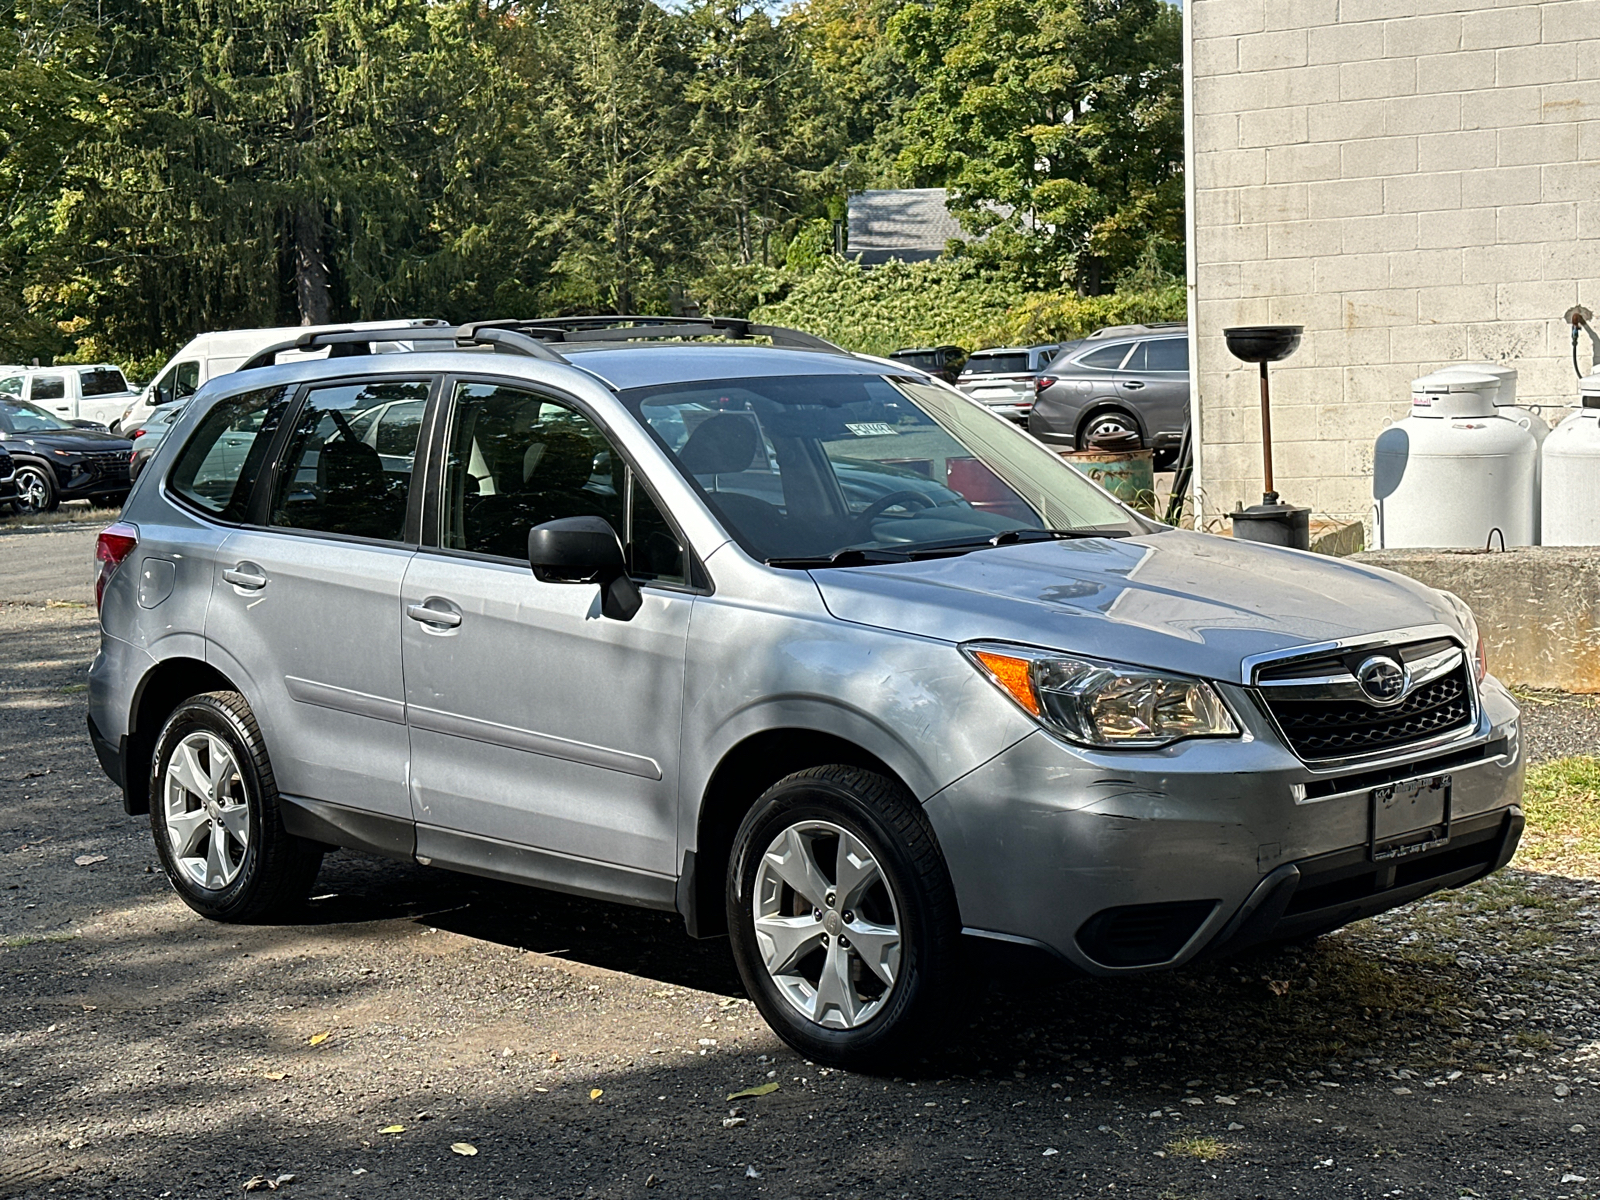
left=972, top=650, right=1039, bottom=716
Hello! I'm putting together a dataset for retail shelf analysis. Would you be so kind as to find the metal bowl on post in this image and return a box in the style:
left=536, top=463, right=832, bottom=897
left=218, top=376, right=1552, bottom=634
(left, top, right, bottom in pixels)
left=1223, top=324, right=1310, bottom=550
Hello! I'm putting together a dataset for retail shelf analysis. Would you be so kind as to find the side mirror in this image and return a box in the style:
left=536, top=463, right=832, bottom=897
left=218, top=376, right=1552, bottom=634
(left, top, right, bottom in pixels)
left=527, top=516, right=642, bottom=621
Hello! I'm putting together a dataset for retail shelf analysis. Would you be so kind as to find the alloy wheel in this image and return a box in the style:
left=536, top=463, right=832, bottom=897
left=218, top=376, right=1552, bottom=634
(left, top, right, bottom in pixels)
left=751, top=820, right=902, bottom=1030
left=13, top=466, right=50, bottom=514
left=162, top=731, right=251, bottom=891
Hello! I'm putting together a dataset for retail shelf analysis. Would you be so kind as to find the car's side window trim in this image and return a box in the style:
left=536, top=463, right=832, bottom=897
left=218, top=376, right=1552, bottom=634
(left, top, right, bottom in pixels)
left=423, top=373, right=709, bottom=593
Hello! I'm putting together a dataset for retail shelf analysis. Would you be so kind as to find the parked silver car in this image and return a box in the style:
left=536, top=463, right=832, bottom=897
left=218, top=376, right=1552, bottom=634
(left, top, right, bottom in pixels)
left=88, top=318, right=1524, bottom=1069
left=955, top=344, right=1060, bottom=424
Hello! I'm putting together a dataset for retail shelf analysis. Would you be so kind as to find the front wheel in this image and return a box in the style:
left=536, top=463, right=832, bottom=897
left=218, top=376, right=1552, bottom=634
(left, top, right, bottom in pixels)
left=726, top=765, right=963, bottom=1070
left=149, top=691, right=322, bottom=922
left=12, top=464, right=57, bottom=514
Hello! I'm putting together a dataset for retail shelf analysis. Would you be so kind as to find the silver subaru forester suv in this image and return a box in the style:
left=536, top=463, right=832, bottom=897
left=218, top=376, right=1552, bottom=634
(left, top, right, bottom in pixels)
left=88, top=317, right=1524, bottom=1068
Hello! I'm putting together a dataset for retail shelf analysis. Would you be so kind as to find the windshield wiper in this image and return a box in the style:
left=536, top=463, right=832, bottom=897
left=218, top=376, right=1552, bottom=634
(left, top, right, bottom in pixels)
left=902, top=527, right=1131, bottom=560
left=765, top=548, right=911, bottom=569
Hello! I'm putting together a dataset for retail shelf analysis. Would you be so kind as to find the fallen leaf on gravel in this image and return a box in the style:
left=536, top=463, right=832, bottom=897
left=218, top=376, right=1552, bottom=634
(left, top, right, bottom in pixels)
left=645, top=1174, right=659, bottom=1188
left=450, top=1143, right=478, bottom=1157
left=745, top=1165, right=762, bottom=1178
left=73, top=855, right=107, bottom=867
left=261, top=1072, right=286, bottom=1081
left=1042, top=1148, right=1058, bottom=1157
left=307, top=1032, right=329, bottom=1046
left=722, top=1116, right=747, bottom=1128
left=726, top=1082, right=779, bottom=1101
left=1265, top=979, right=1291, bottom=996
left=589, top=1089, right=603, bottom=1101
left=534, top=1087, right=548, bottom=1093
left=1562, top=1175, right=1589, bottom=1185
left=242, top=1178, right=269, bottom=1193
left=379, top=1125, right=405, bottom=1135
left=548, top=1052, right=562, bottom=1064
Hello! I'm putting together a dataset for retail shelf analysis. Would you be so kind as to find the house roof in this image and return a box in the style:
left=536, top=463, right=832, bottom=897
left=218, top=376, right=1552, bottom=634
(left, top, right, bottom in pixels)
left=847, top=188, right=974, bottom=265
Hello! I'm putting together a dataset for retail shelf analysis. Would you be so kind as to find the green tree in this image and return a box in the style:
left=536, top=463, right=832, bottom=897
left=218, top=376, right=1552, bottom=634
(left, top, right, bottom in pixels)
left=889, top=0, right=1183, bottom=290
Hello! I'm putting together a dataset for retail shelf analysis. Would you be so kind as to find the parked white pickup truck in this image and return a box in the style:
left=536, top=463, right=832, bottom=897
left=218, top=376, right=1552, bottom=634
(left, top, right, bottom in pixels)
left=0, top=365, right=140, bottom=429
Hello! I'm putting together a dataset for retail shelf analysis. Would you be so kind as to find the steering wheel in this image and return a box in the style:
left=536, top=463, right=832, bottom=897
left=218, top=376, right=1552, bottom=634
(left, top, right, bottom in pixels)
left=860, top=490, right=937, bottom=521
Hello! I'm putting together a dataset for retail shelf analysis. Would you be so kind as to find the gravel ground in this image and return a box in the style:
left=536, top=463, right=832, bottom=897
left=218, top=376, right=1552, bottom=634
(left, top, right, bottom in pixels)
left=2, top=582, right=1598, bottom=1198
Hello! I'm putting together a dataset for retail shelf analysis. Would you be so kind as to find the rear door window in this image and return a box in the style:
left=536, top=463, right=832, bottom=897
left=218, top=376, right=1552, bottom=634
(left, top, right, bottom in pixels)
left=169, top=386, right=294, bottom=522
left=269, top=380, right=430, bottom=542
left=30, top=375, right=66, bottom=402
left=1076, top=343, right=1132, bottom=370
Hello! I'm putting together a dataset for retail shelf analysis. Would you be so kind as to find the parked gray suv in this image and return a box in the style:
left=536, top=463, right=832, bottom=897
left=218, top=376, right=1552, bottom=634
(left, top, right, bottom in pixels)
left=88, top=317, right=1524, bottom=1069
left=1030, top=323, right=1189, bottom=458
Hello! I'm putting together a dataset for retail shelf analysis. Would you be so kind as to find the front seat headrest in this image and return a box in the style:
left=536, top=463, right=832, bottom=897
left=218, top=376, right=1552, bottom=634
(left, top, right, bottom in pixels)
left=678, top=414, right=760, bottom=475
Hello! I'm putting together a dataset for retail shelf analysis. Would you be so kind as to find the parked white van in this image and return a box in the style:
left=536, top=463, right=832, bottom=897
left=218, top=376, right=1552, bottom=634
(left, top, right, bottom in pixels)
left=0, top=364, right=140, bottom=428
left=117, top=319, right=450, bottom=430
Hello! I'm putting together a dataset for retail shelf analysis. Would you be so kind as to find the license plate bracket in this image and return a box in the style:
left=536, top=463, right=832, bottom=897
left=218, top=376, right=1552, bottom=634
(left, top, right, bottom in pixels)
left=1369, top=774, right=1451, bottom=862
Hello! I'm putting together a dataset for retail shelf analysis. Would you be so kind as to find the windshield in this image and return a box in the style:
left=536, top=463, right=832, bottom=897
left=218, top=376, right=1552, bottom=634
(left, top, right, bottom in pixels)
left=624, top=374, right=1139, bottom=564
left=0, top=398, right=72, bottom=433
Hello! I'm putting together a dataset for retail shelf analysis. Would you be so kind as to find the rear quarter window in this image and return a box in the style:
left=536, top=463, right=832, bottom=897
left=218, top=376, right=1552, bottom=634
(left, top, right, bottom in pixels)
left=168, top=386, right=293, bottom=523
left=1075, top=343, right=1132, bottom=370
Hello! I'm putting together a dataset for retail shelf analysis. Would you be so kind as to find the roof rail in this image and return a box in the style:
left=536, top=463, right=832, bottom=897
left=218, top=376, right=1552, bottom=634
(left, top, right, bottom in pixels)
left=237, top=321, right=456, bottom=371
left=461, top=316, right=849, bottom=354
left=235, top=315, right=847, bottom=374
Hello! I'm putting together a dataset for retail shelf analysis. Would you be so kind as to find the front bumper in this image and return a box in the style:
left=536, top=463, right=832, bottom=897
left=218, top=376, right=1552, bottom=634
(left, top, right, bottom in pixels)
left=924, top=676, right=1525, bottom=975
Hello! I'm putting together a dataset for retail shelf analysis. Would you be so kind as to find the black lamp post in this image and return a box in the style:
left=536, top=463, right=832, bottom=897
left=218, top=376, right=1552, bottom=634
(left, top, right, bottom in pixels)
left=1223, top=325, right=1310, bottom=550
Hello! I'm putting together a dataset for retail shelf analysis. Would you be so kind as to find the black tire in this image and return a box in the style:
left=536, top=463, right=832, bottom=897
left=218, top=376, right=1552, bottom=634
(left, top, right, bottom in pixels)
left=1077, top=408, right=1142, bottom=450
left=149, top=690, right=322, bottom=922
left=726, top=765, right=963, bottom=1071
left=12, top=462, right=57, bottom=514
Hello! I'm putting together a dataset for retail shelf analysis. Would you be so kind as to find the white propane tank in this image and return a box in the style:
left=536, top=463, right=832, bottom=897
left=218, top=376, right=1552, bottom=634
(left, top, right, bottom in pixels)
left=1433, top=362, right=1550, bottom=443
left=1374, top=370, right=1538, bottom=549
left=1432, top=362, right=1548, bottom=542
left=1540, top=373, right=1600, bottom=546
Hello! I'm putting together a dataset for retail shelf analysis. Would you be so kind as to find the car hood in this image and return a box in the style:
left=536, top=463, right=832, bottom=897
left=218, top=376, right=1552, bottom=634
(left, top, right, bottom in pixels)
left=811, top=529, right=1459, bottom=684
left=1, top=429, right=133, bottom=452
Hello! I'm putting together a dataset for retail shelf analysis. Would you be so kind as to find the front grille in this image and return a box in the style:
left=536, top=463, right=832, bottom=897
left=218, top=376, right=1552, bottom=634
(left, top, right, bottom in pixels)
left=81, top=450, right=131, bottom=482
left=1264, top=661, right=1473, bottom=760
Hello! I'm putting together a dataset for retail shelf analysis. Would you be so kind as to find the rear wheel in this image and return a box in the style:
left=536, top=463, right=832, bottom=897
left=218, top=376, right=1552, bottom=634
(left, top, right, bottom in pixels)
left=1077, top=408, right=1141, bottom=450
left=149, top=691, right=322, bottom=922
left=13, top=464, right=57, bottom=514
left=726, top=765, right=963, bottom=1070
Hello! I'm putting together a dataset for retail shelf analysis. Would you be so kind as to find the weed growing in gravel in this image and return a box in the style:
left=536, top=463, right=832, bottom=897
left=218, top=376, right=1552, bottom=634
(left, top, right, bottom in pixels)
left=1518, top=756, right=1600, bottom=878
left=1166, top=1135, right=1226, bottom=1161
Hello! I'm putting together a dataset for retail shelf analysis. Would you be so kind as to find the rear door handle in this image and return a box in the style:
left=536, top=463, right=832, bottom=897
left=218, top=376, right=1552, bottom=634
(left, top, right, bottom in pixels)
left=407, top=602, right=462, bottom=628
left=222, top=565, right=268, bottom=590
left=1122, top=381, right=1145, bottom=390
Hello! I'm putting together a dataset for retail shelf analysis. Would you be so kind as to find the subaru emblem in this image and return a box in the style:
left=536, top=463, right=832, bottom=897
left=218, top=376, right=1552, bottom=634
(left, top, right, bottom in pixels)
left=1356, top=655, right=1409, bottom=706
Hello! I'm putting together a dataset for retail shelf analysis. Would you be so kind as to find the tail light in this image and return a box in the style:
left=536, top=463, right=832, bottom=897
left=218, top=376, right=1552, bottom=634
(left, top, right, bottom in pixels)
left=131, top=427, right=146, bottom=438
left=1036, top=376, right=1056, bottom=393
left=95, top=522, right=138, bottom=612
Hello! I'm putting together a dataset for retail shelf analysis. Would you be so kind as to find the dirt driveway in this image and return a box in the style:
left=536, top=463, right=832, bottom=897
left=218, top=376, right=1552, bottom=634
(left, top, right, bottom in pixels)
left=1, top=532, right=1596, bottom=1199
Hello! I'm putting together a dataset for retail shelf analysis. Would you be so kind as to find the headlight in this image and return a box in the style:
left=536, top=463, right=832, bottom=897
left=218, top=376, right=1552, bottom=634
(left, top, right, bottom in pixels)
left=963, top=642, right=1239, bottom=749
left=1438, top=590, right=1487, bottom=682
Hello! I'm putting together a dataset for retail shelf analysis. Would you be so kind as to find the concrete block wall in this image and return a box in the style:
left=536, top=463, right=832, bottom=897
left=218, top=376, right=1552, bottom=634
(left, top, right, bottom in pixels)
left=1187, top=0, right=1600, bottom=528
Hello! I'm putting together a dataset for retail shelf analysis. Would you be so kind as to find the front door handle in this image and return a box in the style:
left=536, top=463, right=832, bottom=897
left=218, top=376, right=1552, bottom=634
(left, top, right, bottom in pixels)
left=222, top=564, right=268, bottom=590
left=407, top=602, right=462, bottom=628
left=1122, top=381, right=1145, bottom=390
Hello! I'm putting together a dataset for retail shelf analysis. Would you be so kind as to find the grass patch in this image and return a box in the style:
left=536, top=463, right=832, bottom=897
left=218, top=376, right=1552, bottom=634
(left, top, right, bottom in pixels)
left=58, top=683, right=88, bottom=694
left=2, top=932, right=78, bottom=949
left=1166, top=1135, right=1226, bottom=1162
left=1516, top=756, right=1600, bottom=878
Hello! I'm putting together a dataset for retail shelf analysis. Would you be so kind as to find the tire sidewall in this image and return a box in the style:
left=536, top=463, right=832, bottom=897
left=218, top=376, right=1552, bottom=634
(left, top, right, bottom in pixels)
left=149, top=696, right=269, bottom=919
left=727, top=775, right=938, bottom=1066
